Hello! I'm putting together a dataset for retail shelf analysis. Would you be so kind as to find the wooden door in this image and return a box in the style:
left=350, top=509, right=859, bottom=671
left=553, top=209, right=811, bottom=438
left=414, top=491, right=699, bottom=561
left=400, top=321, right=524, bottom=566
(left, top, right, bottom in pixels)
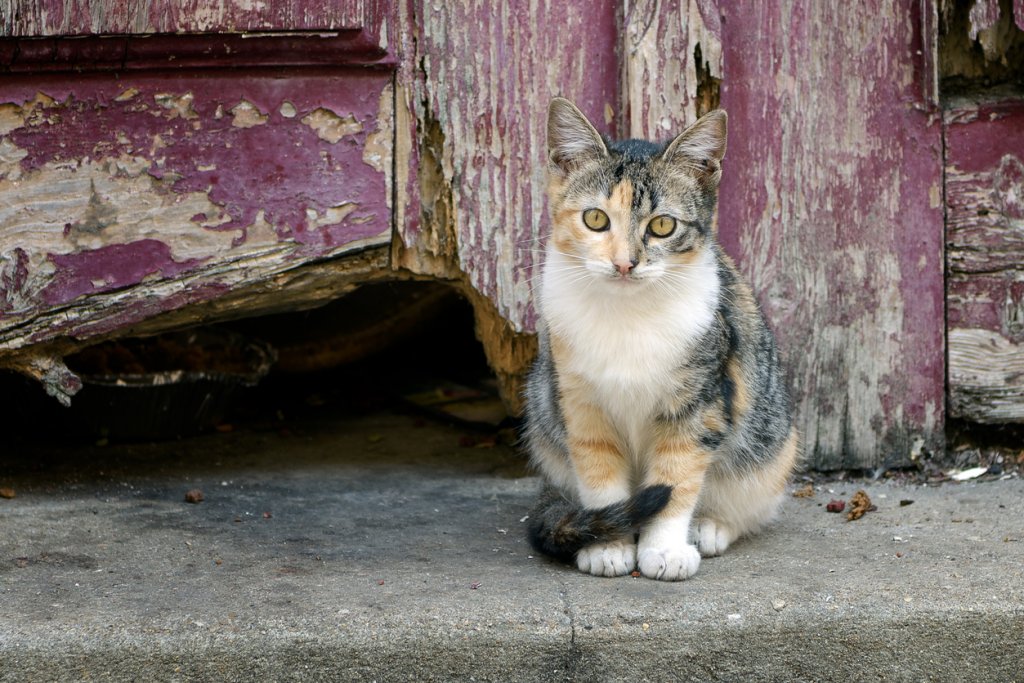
left=6, top=1, right=1011, bottom=472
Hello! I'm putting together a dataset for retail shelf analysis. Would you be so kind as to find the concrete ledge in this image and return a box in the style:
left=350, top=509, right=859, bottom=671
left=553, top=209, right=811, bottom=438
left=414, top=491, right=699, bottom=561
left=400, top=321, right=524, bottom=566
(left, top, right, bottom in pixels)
left=2, top=411, right=1022, bottom=681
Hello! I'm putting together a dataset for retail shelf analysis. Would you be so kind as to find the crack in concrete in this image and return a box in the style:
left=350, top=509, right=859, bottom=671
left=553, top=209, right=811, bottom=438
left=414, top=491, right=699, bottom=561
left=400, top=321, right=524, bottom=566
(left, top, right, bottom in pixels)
left=557, top=585, right=583, bottom=681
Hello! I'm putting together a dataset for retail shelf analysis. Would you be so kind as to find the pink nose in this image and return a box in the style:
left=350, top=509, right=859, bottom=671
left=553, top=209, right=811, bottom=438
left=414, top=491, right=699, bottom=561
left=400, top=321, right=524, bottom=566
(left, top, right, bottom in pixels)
left=614, top=259, right=636, bottom=276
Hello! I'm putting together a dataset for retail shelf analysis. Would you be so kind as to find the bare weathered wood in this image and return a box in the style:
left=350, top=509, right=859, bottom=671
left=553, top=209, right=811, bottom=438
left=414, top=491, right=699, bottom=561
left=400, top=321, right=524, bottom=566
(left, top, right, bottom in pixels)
left=946, top=97, right=1024, bottom=422
left=717, top=1, right=946, bottom=469
left=949, top=328, right=1024, bottom=422
left=622, top=0, right=722, bottom=139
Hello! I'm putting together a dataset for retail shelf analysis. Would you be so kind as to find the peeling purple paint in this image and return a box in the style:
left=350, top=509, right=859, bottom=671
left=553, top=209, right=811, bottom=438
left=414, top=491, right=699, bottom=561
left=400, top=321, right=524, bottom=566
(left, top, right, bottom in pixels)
left=40, top=240, right=204, bottom=306
left=946, top=100, right=1024, bottom=343
left=2, top=68, right=391, bottom=311
left=718, top=0, right=945, bottom=465
left=8, top=71, right=389, bottom=248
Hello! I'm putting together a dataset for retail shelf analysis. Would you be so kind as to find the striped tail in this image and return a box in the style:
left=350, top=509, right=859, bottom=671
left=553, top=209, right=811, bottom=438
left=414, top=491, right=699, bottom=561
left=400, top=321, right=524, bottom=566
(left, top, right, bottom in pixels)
left=526, top=484, right=673, bottom=562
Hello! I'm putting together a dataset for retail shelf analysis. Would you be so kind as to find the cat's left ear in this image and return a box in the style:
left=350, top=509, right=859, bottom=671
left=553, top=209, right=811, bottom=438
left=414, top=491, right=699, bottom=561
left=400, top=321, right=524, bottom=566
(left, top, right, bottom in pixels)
left=661, top=110, right=728, bottom=186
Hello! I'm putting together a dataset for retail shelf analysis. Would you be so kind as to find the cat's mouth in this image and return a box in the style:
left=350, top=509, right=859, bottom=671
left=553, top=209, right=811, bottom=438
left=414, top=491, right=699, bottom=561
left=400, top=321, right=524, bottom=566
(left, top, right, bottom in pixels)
left=607, top=271, right=645, bottom=285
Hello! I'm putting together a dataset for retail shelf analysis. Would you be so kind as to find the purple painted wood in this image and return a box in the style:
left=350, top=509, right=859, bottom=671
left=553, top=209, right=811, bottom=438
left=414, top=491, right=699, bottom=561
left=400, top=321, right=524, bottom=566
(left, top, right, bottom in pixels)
left=1, top=0, right=391, bottom=37
left=0, top=33, right=392, bottom=71
left=394, top=0, right=620, bottom=331
left=0, top=68, right=392, bottom=347
left=718, top=0, right=946, bottom=467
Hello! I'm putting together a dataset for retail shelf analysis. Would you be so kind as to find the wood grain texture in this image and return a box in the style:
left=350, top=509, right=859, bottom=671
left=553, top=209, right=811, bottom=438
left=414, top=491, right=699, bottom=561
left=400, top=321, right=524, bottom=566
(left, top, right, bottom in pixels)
left=717, top=0, right=946, bottom=468
left=949, top=327, right=1024, bottom=422
left=623, top=0, right=722, bottom=139
left=946, top=98, right=1024, bottom=422
left=939, top=0, right=1024, bottom=84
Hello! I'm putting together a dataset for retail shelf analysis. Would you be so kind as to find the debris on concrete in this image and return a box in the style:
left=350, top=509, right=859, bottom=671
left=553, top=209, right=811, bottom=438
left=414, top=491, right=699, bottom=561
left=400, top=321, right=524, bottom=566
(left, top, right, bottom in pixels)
left=949, top=466, right=988, bottom=481
left=792, top=483, right=815, bottom=498
left=826, top=499, right=845, bottom=513
left=184, top=489, right=204, bottom=504
left=0, top=487, right=15, bottom=499
left=847, top=490, right=875, bottom=521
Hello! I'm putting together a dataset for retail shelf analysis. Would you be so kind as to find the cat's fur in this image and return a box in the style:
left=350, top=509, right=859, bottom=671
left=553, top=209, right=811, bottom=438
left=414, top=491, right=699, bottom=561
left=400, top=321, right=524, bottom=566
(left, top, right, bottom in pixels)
left=523, top=98, right=799, bottom=581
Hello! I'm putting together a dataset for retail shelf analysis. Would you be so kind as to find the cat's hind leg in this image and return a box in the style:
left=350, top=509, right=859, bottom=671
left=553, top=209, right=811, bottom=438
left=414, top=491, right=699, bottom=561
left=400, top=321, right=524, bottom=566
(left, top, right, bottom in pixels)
left=693, top=427, right=800, bottom=557
left=693, top=518, right=737, bottom=557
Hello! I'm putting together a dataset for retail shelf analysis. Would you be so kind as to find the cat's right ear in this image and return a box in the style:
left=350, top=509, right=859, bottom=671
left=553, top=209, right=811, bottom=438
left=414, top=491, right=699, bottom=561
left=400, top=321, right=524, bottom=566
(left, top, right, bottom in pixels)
left=547, top=97, right=608, bottom=176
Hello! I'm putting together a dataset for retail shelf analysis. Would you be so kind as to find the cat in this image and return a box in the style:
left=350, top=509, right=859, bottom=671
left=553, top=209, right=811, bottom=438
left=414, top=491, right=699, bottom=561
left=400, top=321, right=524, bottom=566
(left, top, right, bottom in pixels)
left=523, top=97, right=800, bottom=581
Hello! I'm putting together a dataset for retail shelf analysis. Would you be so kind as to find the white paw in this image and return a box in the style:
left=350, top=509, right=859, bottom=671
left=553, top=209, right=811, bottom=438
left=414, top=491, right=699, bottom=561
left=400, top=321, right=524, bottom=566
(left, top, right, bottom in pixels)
left=576, top=539, right=637, bottom=577
left=637, top=544, right=701, bottom=581
left=694, top=518, right=736, bottom=557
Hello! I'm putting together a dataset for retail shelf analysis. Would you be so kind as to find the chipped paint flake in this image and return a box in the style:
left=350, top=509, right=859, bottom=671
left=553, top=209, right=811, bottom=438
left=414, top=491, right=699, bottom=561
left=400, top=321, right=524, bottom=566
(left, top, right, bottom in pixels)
left=280, top=102, right=298, bottom=118
left=304, top=203, right=358, bottom=228
left=301, top=107, right=363, bottom=143
left=230, top=100, right=269, bottom=128
left=0, top=139, right=28, bottom=180
left=154, top=92, right=198, bottom=120
left=115, top=88, right=140, bottom=102
left=362, top=84, right=393, bottom=174
left=0, top=103, right=25, bottom=135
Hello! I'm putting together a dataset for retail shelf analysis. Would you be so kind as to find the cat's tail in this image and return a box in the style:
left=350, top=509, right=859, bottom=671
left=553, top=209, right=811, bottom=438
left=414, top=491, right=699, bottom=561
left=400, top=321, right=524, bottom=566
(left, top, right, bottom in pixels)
left=526, top=484, right=673, bottom=562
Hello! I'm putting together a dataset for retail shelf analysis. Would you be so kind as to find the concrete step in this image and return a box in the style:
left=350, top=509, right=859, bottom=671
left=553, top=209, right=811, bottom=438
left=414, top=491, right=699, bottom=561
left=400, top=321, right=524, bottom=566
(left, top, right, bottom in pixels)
left=1, top=410, right=1022, bottom=682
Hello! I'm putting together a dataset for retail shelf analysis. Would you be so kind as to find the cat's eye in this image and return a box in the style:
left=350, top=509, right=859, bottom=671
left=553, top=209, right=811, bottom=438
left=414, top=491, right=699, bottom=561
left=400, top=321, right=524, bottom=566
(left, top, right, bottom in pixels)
left=647, top=215, right=676, bottom=238
left=582, top=208, right=610, bottom=231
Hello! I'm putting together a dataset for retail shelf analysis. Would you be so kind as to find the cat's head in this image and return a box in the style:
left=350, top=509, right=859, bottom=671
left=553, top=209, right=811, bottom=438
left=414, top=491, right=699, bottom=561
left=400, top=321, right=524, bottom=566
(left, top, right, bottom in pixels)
left=545, top=97, right=727, bottom=288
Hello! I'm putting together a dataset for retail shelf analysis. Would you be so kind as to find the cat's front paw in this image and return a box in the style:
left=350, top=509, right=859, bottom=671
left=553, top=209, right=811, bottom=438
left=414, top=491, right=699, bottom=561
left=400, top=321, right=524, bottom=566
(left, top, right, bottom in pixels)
left=637, top=544, right=700, bottom=581
left=576, top=539, right=637, bottom=577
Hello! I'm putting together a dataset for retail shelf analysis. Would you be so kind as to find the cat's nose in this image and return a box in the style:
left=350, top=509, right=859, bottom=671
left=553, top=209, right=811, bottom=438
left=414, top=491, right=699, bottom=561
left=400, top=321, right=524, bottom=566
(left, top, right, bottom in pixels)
left=614, top=258, right=638, bottom=276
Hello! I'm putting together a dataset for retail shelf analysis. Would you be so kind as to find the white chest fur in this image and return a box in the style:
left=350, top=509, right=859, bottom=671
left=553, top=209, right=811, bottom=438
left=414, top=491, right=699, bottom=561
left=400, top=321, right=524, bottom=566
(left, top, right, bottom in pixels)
left=540, top=248, right=720, bottom=455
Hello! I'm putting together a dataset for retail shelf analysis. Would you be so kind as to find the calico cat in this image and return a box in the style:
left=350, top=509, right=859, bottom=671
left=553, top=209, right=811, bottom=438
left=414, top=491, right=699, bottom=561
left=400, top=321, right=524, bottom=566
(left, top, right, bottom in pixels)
left=523, top=98, right=799, bottom=581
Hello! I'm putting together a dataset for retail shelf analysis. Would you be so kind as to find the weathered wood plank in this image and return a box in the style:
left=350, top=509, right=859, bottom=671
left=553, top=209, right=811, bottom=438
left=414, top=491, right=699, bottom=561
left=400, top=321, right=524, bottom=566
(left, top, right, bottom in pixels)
left=622, top=0, right=722, bottom=138
left=2, top=245, right=394, bottom=402
left=395, top=0, right=620, bottom=329
left=717, top=0, right=946, bottom=468
left=0, top=69, right=393, bottom=354
left=0, top=33, right=392, bottom=72
left=392, top=0, right=621, bottom=408
left=946, top=97, right=1024, bottom=422
left=0, top=0, right=390, bottom=38
left=949, top=328, right=1024, bottom=422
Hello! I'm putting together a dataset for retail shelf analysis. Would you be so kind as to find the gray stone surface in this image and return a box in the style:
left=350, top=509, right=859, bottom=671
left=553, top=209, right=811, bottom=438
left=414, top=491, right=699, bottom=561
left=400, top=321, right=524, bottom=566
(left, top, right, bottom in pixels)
left=1, top=410, right=1022, bottom=682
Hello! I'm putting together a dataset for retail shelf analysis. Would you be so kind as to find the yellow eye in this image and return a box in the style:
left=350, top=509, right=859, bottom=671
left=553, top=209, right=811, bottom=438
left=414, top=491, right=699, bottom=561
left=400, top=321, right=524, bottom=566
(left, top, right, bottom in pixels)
left=582, top=208, right=610, bottom=231
left=647, top=215, right=676, bottom=237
